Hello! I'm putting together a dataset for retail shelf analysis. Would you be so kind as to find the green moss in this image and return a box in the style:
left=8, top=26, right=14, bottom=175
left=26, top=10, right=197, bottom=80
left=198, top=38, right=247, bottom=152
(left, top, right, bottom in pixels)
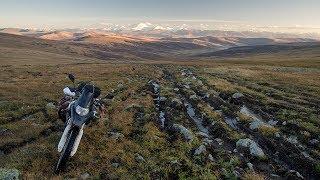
left=315, top=163, right=320, bottom=175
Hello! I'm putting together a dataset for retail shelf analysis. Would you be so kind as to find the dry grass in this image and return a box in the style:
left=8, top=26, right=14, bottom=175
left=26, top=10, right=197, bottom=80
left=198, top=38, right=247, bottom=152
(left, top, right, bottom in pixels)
left=258, top=125, right=280, bottom=137
left=242, top=171, right=265, bottom=180
left=1, top=33, right=320, bottom=179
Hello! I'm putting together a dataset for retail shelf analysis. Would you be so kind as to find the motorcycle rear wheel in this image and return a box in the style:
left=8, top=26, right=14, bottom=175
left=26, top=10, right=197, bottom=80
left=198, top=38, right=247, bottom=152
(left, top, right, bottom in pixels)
left=55, top=128, right=79, bottom=173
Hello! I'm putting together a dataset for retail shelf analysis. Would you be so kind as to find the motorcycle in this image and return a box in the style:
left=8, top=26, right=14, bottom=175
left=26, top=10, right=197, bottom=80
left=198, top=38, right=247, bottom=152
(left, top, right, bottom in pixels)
left=55, top=74, right=102, bottom=172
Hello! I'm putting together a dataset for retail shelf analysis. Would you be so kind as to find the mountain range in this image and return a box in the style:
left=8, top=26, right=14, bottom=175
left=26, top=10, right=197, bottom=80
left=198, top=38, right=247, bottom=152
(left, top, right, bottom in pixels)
left=1, top=26, right=320, bottom=61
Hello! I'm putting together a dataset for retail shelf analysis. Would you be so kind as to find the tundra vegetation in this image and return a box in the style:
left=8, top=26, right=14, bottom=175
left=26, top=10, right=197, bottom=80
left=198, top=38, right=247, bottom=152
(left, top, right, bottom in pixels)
left=0, top=33, right=320, bottom=179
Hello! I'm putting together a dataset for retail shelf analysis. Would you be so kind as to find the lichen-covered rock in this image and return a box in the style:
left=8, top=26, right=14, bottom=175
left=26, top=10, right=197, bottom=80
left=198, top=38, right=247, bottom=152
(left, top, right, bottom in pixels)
left=309, top=139, right=319, bottom=146
left=0, top=168, right=20, bottom=180
left=107, top=132, right=124, bottom=140
left=232, top=92, right=244, bottom=99
left=0, top=128, right=12, bottom=136
left=215, top=138, right=223, bottom=146
left=268, top=120, right=278, bottom=126
left=203, top=138, right=213, bottom=146
left=111, top=163, right=120, bottom=168
left=236, top=138, right=265, bottom=158
left=196, top=132, right=209, bottom=138
left=208, top=154, right=214, bottom=161
left=247, top=162, right=254, bottom=171
left=189, top=94, right=198, bottom=101
left=183, top=84, right=190, bottom=89
left=197, top=80, right=203, bottom=86
left=194, top=145, right=206, bottom=155
left=286, top=135, right=298, bottom=144
left=46, top=102, right=56, bottom=109
left=285, top=170, right=304, bottom=179
left=249, top=119, right=268, bottom=130
left=159, top=96, right=167, bottom=102
left=135, top=154, right=145, bottom=163
left=79, top=172, right=90, bottom=180
left=172, top=124, right=193, bottom=142
left=117, top=83, right=125, bottom=90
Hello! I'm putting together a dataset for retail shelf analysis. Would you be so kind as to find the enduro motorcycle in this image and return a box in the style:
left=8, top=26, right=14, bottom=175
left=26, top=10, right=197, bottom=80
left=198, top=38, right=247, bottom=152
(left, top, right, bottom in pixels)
left=55, top=74, right=102, bottom=172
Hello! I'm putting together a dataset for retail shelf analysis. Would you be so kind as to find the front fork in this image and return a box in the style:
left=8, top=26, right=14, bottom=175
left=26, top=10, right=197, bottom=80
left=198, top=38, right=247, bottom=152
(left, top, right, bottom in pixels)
left=58, top=119, right=85, bottom=157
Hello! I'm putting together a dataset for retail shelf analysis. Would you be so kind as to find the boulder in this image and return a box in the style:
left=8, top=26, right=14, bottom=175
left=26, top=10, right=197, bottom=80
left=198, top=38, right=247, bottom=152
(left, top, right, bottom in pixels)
left=232, top=92, right=244, bottom=99
left=46, top=102, right=56, bottom=109
left=202, top=138, right=213, bottom=146
left=236, top=138, right=265, bottom=158
left=159, top=97, right=167, bottom=102
left=189, top=94, right=198, bottom=101
left=159, top=97, right=167, bottom=106
left=247, top=162, right=254, bottom=171
left=0, top=128, right=13, bottom=136
left=172, top=124, right=193, bottom=142
left=268, top=120, right=278, bottom=126
left=135, top=154, right=145, bottom=163
left=111, top=163, right=120, bottom=168
left=183, top=85, right=190, bottom=89
left=249, top=119, right=268, bottom=130
left=194, top=145, right=206, bottom=155
left=0, top=168, right=20, bottom=180
left=79, top=173, right=90, bottom=180
left=286, top=136, right=298, bottom=144
left=170, top=160, right=182, bottom=166
left=117, top=83, right=124, bottom=89
left=285, top=170, right=304, bottom=179
left=107, top=132, right=124, bottom=140
left=309, top=139, right=319, bottom=146
left=197, top=80, right=203, bottom=86
left=215, top=138, right=223, bottom=146
left=270, top=174, right=281, bottom=179
left=208, top=154, right=214, bottom=161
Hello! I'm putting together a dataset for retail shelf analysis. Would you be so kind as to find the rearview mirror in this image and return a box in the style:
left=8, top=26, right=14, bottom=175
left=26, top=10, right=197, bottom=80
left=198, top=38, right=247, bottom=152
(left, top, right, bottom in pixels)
left=68, top=74, right=75, bottom=83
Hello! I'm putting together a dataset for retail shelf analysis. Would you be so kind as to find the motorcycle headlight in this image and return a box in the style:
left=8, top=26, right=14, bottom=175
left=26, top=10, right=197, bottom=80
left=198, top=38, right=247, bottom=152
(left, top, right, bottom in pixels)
left=76, top=105, right=89, bottom=116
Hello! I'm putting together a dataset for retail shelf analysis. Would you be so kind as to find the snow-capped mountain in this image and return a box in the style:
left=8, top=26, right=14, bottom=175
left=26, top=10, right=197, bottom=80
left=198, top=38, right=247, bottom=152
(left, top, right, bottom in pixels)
left=1, top=21, right=320, bottom=41
left=132, top=22, right=154, bottom=31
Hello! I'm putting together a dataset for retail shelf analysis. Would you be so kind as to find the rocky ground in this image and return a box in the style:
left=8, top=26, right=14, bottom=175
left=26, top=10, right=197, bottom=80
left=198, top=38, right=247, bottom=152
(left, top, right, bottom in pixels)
left=0, top=61, right=319, bottom=179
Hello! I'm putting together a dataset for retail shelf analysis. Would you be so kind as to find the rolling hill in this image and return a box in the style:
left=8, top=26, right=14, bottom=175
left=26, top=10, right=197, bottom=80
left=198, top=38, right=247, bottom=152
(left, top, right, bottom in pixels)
left=195, top=42, right=320, bottom=58
left=1, top=29, right=320, bottom=179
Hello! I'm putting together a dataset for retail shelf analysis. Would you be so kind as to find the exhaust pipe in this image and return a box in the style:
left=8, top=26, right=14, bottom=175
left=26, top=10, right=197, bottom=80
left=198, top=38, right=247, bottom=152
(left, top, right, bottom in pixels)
left=70, top=124, right=84, bottom=157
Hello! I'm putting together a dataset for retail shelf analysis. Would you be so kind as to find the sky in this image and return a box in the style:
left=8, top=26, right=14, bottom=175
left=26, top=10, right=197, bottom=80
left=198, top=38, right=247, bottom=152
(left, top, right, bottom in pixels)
left=1, top=0, right=320, bottom=31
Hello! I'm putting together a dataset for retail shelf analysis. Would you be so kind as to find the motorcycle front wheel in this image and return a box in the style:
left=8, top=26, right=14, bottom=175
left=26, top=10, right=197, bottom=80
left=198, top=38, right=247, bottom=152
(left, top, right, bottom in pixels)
left=55, top=128, right=79, bottom=173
